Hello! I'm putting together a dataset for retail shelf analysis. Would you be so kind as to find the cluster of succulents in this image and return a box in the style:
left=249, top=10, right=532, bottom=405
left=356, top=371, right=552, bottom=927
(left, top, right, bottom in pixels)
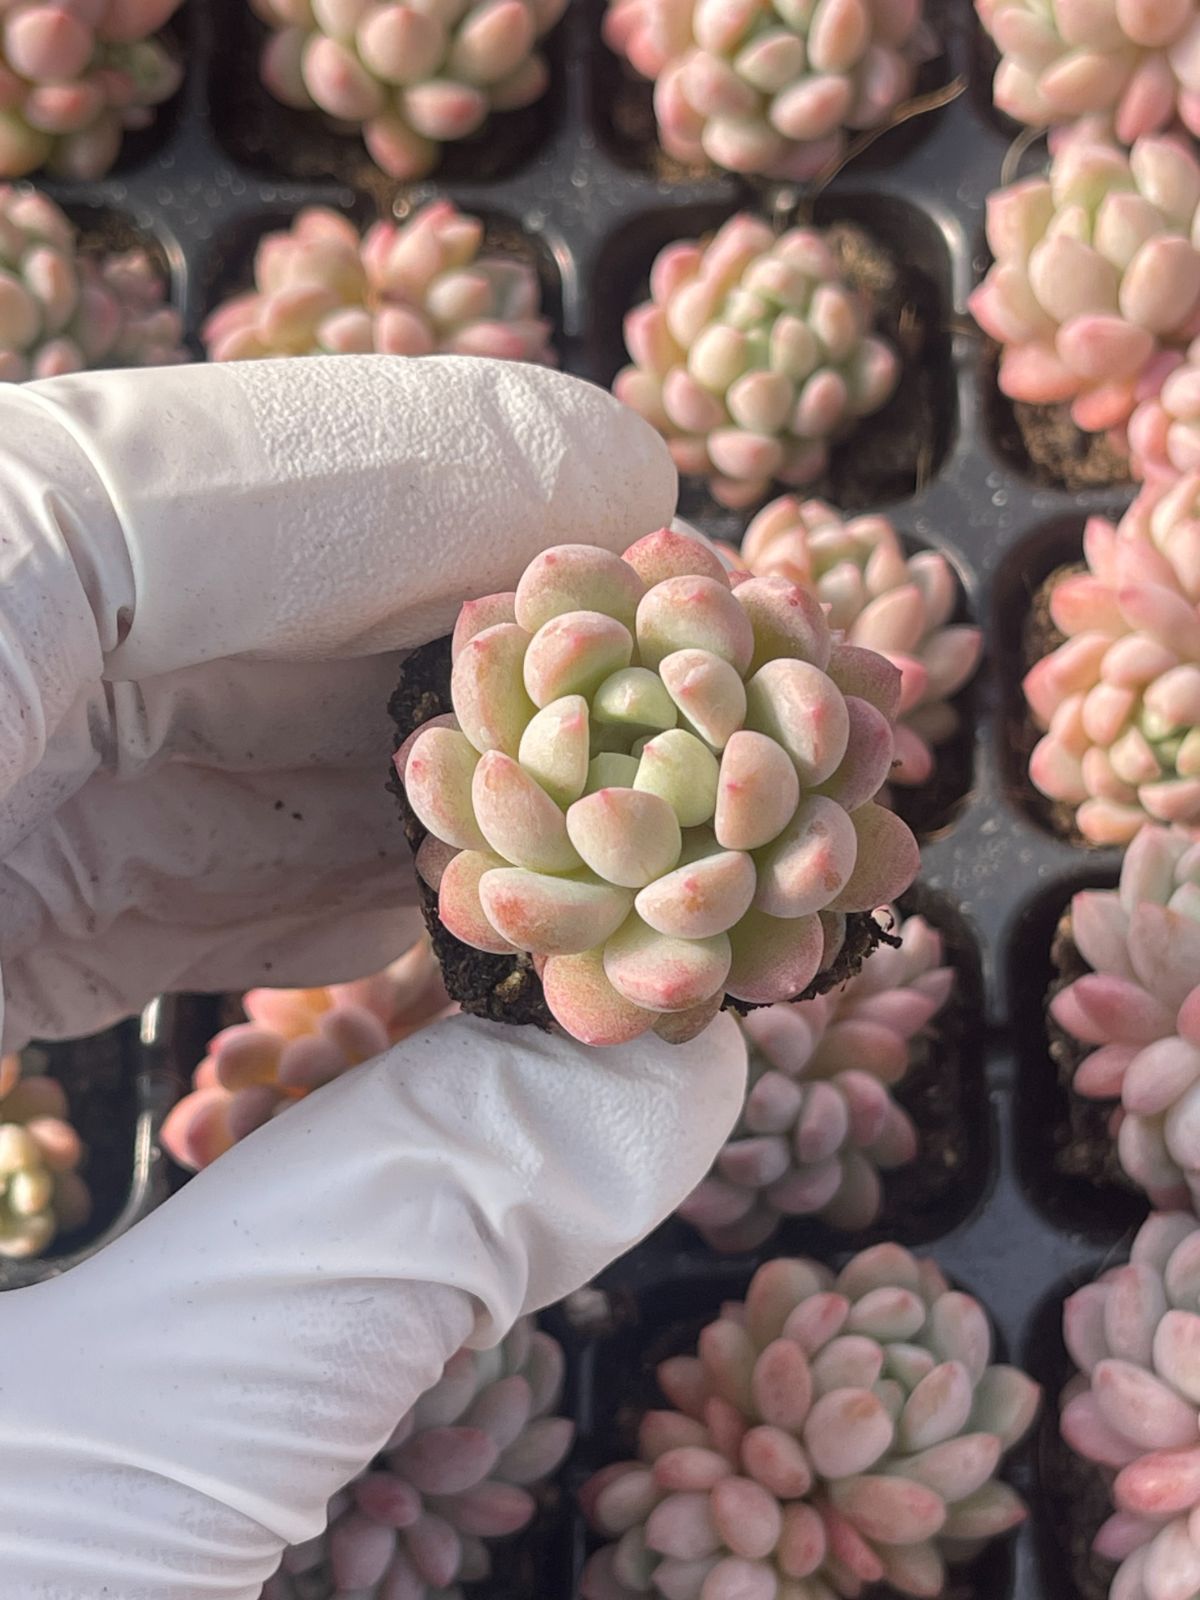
left=0, top=1053, right=90, bottom=1260
left=615, top=214, right=900, bottom=509
left=1051, top=823, right=1200, bottom=1209
left=202, top=200, right=553, bottom=366
left=0, top=186, right=186, bottom=381
left=1061, top=1210, right=1200, bottom=1600
left=160, top=941, right=451, bottom=1172
left=603, top=0, right=932, bottom=180
left=1024, top=501, right=1200, bottom=843
left=977, top=0, right=1200, bottom=144
left=398, top=528, right=921, bottom=1045
left=679, top=908, right=954, bottom=1249
left=735, top=496, right=983, bottom=788
left=255, top=0, right=565, bottom=180
left=262, top=1317, right=573, bottom=1600
left=580, top=1248, right=1040, bottom=1600
left=0, top=0, right=181, bottom=179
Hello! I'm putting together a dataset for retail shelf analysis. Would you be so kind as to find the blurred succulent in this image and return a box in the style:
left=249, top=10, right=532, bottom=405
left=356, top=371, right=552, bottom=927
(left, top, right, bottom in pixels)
left=160, top=940, right=452, bottom=1171
left=738, top=496, right=982, bottom=787
left=1060, top=1209, right=1200, bottom=1600
left=255, top=0, right=564, bottom=180
left=679, top=909, right=954, bottom=1250
left=1024, top=497, right=1200, bottom=843
left=0, top=1052, right=90, bottom=1259
left=398, top=529, right=920, bottom=1045
left=1050, top=823, right=1200, bottom=1209
left=1128, top=332, right=1200, bottom=480
left=0, top=0, right=181, bottom=179
left=263, top=1317, right=574, bottom=1599
left=0, top=185, right=185, bottom=380
left=602, top=0, right=931, bottom=181
left=614, top=213, right=899, bottom=509
left=580, top=1248, right=1040, bottom=1600
left=977, top=0, right=1200, bottom=144
left=969, top=131, right=1200, bottom=437
left=203, top=200, right=553, bottom=365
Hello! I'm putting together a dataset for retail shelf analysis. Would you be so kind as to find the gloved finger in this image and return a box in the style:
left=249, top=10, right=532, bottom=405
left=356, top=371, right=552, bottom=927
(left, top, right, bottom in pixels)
left=0, top=1012, right=746, bottom=1600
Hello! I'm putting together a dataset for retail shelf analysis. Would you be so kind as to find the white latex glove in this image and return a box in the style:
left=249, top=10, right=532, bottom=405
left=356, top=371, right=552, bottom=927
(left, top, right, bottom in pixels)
left=0, top=356, right=749, bottom=1599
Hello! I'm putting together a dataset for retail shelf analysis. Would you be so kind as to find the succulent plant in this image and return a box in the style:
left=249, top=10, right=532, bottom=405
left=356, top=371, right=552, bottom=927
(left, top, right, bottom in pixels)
left=580, top=1247, right=1040, bottom=1600
left=1128, top=332, right=1200, bottom=481
left=1050, top=823, right=1200, bottom=1209
left=0, top=0, right=181, bottom=179
left=0, top=185, right=186, bottom=381
left=614, top=214, right=900, bottom=510
left=602, top=0, right=931, bottom=181
left=160, top=940, right=452, bottom=1172
left=263, top=1316, right=574, bottom=1599
left=968, top=130, right=1200, bottom=438
left=736, top=497, right=982, bottom=788
left=397, top=529, right=921, bottom=1046
left=202, top=200, right=554, bottom=366
left=1060, top=1209, right=1200, bottom=1600
left=255, top=0, right=565, bottom=181
left=1024, top=497, right=1200, bottom=843
left=0, top=1051, right=90, bottom=1259
left=679, top=908, right=954, bottom=1250
left=977, top=0, right=1200, bottom=144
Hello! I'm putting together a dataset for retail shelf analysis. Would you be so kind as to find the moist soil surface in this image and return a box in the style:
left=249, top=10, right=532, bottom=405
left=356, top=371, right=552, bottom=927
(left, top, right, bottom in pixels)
left=987, top=374, right=1132, bottom=494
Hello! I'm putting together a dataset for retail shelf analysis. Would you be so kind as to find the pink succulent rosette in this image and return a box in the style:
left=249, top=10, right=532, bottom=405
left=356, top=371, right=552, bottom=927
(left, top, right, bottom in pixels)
left=1051, top=823, right=1200, bottom=1209
left=580, top=1249, right=1040, bottom=1600
left=740, top=497, right=982, bottom=788
left=160, top=940, right=452, bottom=1172
left=255, top=0, right=565, bottom=180
left=602, top=0, right=930, bottom=180
left=679, top=908, right=954, bottom=1250
left=1061, top=1210, right=1200, bottom=1600
left=398, top=528, right=921, bottom=1047
left=202, top=200, right=554, bottom=365
left=1128, top=333, right=1200, bottom=482
left=262, top=1316, right=574, bottom=1599
left=614, top=214, right=899, bottom=509
left=969, top=131, right=1200, bottom=438
left=0, top=1051, right=90, bottom=1260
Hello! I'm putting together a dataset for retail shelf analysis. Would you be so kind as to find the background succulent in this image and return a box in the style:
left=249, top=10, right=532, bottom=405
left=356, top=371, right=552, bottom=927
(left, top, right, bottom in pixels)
left=737, top=496, right=982, bottom=788
left=969, top=131, right=1200, bottom=438
left=0, top=1052, right=90, bottom=1259
left=1061, top=1209, right=1200, bottom=1600
left=1128, top=332, right=1200, bottom=481
left=255, top=0, right=565, bottom=180
left=160, top=940, right=451, bottom=1172
left=1024, top=498, right=1200, bottom=843
left=580, top=1248, right=1040, bottom=1600
left=679, top=908, right=953, bottom=1250
left=1050, top=823, right=1200, bottom=1209
left=262, top=1317, right=574, bottom=1600
left=398, top=529, right=920, bottom=1046
left=977, top=0, right=1200, bottom=144
left=614, top=214, right=899, bottom=509
left=602, top=0, right=931, bottom=180
left=203, top=200, right=554, bottom=365
left=0, top=185, right=186, bottom=381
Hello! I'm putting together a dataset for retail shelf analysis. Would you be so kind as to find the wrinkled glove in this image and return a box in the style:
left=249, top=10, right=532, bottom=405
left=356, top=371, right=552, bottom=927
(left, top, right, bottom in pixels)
left=0, top=356, right=748, bottom=1599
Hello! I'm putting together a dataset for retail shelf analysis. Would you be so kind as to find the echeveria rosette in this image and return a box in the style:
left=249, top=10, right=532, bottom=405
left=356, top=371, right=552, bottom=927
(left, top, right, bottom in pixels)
left=0, top=1052, right=90, bottom=1260
left=679, top=909, right=953, bottom=1250
left=968, top=131, right=1200, bottom=438
left=397, top=530, right=921, bottom=1047
left=579, top=1248, right=1040, bottom=1600
left=602, top=0, right=931, bottom=181
left=1024, top=504, right=1200, bottom=843
left=1050, top=824, right=1200, bottom=1210
left=614, top=214, right=900, bottom=510
left=263, top=1317, right=574, bottom=1599
left=739, top=496, right=983, bottom=788
left=160, top=941, right=452, bottom=1172
left=1128, top=333, right=1200, bottom=481
left=202, top=200, right=554, bottom=365
left=255, top=0, right=565, bottom=181
left=1060, top=1210, right=1200, bottom=1600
